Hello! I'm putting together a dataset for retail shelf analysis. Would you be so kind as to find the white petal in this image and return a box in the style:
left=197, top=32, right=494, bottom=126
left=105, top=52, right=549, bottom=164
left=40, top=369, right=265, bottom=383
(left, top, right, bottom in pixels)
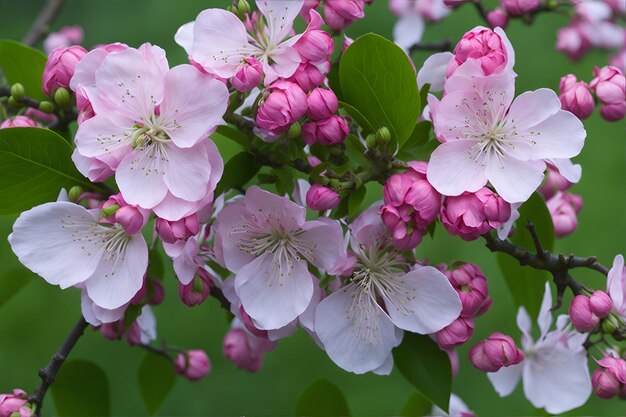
left=244, top=186, right=306, bottom=231
left=494, top=27, right=516, bottom=73
left=496, top=202, right=521, bottom=240
left=9, top=202, right=104, bottom=288
left=487, top=362, right=523, bottom=397
left=506, top=89, right=560, bottom=130
left=115, top=145, right=169, bottom=209
left=261, top=44, right=301, bottom=85
left=159, top=65, right=228, bottom=148
left=417, top=52, right=453, bottom=92
left=315, top=283, right=399, bottom=374
left=520, top=110, right=586, bottom=160
left=235, top=252, right=313, bottom=330
left=522, top=349, right=591, bottom=414
left=213, top=200, right=256, bottom=272
left=516, top=306, right=533, bottom=350
left=371, top=354, right=394, bottom=376
left=86, top=233, right=148, bottom=309
left=393, top=13, right=425, bottom=52
left=485, top=155, right=545, bottom=203
left=537, top=281, right=553, bottom=339
left=382, top=266, right=462, bottom=334
left=174, top=21, right=195, bottom=55
left=296, top=218, right=347, bottom=272
left=257, top=0, right=303, bottom=45
left=172, top=238, right=200, bottom=285
left=136, top=305, right=157, bottom=344
left=427, top=140, right=488, bottom=196
left=80, top=290, right=126, bottom=326
left=549, top=158, right=582, bottom=184
left=608, top=254, right=625, bottom=317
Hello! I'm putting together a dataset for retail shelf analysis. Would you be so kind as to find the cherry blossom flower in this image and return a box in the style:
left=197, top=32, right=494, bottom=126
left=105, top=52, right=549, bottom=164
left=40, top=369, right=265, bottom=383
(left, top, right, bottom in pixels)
left=314, top=204, right=461, bottom=374
left=607, top=254, right=625, bottom=320
left=427, top=65, right=586, bottom=203
left=176, top=0, right=320, bottom=85
left=487, top=282, right=592, bottom=414
left=71, top=44, right=228, bottom=220
left=213, top=186, right=346, bottom=330
left=9, top=202, right=149, bottom=309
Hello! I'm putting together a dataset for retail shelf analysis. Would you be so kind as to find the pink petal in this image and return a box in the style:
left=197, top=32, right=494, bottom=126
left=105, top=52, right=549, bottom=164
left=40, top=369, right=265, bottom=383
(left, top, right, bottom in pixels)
left=427, top=140, right=489, bottom=196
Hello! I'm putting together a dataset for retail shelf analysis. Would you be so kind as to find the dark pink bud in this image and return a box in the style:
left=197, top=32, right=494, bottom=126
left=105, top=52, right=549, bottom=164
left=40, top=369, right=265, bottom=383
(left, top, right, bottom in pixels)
left=435, top=317, right=474, bottom=349
left=0, top=116, right=38, bottom=129
left=469, top=332, right=524, bottom=372
left=286, top=63, right=325, bottom=92
left=100, top=321, right=125, bottom=340
left=592, top=356, right=626, bottom=399
left=223, top=328, right=254, bottom=369
left=306, top=88, right=339, bottom=121
left=323, top=0, right=365, bottom=31
left=295, top=29, right=333, bottom=65
left=446, top=263, right=491, bottom=318
left=230, top=57, right=263, bottom=92
left=147, top=278, right=165, bottom=305
left=155, top=214, right=199, bottom=244
left=115, top=205, right=144, bottom=235
left=487, top=8, right=509, bottom=29
left=300, top=0, right=321, bottom=20
left=306, top=184, right=340, bottom=210
left=500, top=0, right=540, bottom=15
left=178, top=268, right=212, bottom=307
left=447, top=27, right=508, bottom=77
left=174, top=350, right=211, bottom=381
left=302, top=116, right=349, bottom=146
left=125, top=321, right=143, bottom=346
left=256, top=81, right=307, bottom=134
left=569, top=295, right=600, bottom=332
left=589, top=291, right=613, bottom=318
left=590, top=66, right=625, bottom=107
left=547, top=191, right=581, bottom=238
left=599, top=102, right=626, bottom=122
left=558, top=74, right=595, bottom=120
left=539, top=164, right=572, bottom=200
left=0, top=389, right=28, bottom=417
left=42, top=45, right=87, bottom=95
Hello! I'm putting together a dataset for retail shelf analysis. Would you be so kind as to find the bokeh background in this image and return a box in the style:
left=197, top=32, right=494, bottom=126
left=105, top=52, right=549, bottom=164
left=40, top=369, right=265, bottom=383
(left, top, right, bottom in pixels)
left=0, top=0, right=624, bottom=415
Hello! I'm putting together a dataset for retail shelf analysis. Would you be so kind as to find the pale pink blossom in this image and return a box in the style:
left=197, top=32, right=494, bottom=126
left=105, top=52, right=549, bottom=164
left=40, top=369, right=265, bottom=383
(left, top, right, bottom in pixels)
left=427, top=67, right=585, bottom=203
left=487, top=282, right=591, bottom=414
left=607, top=254, right=626, bottom=319
left=214, top=186, right=346, bottom=330
left=314, top=203, right=461, bottom=374
left=556, top=25, right=590, bottom=61
left=9, top=201, right=149, bottom=309
left=431, top=393, right=475, bottom=417
left=390, top=0, right=450, bottom=52
left=71, top=44, right=227, bottom=220
left=176, top=1, right=321, bottom=85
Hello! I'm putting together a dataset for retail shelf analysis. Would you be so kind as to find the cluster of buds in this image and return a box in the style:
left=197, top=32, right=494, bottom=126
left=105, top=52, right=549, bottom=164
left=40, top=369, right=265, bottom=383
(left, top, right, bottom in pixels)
left=302, top=0, right=368, bottom=31
left=592, top=353, right=626, bottom=399
left=569, top=290, right=613, bottom=332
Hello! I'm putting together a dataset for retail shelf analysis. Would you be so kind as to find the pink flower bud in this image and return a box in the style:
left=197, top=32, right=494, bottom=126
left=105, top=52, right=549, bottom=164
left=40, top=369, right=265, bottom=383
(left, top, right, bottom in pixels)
left=446, top=263, right=492, bottom=318
left=230, top=57, right=263, bottom=92
left=307, top=155, right=321, bottom=167
left=469, top=333, right=524, bottom=372
left=592, top=356, right=626, bottom=399
left=131, top=276, right=164, bottom=305
left=286, top=63, right=325, bottom=92
left=300, top=0, right=321, bottom=21
left=223, top=324, right=276, bottom=372
left=435, top=317, right=474, bottom=349
left=558, top=74, right=595, bottom=120
left=556, top=25, right=590, bottom=61
left=0, top=389, right=28, bottom=417
left=42, top=45, right=87, bottom=95
left=24, top=108, right=57, bottom=124
left=0, top=116, right=38, bottom=129
left=155, top=214, right=199, bottom=244
left=441, top=188, right=511, bottom=241
left=125, top=321, right=143, bottom=346
left=447, top=27, right=508, bottom=77
left=500, top=0, right=540, bottom=15
left=174, top=350, right=211, bottom=381
left=323, top=0, right=365, bottom=31
left=178, top=268, right=212, bottom=307
left=599, top=102, right=626, bottom=122
left=547, top=191, right=582, bottom=238
left=569, top=295, right=600, bottom=332
left=301, top=115, right=349, bottom=146
left=487, top=8, right=509, bottom=28
left=306, top=88, right=339, bottom=121
left=256, top=81, right=307, bottom=134
left=295, top=29, right=333, bottom=65
left=115, top=205, right=144, bottom=235
left=539, top=164, right=572, bottom=200
left=306, top=184, right=340, bottom=210
left=589, top=290, right=613, bottom=318
left=444, top=0, right=471, bottom=8
left=100, top=321, right=125, bottom=340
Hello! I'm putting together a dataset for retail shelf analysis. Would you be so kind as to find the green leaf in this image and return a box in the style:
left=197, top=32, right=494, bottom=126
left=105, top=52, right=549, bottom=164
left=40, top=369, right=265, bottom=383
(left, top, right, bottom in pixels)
left=0, top=39, right=47, bottom=100
left=419, top=83, right=430, bottom=113
left=295, top=379, right=351, bottom=417
left=496, top=192, right=554, bottom=317
left=348, top=186, right=367, bottom=218
left=393, top=333, right=451, bottom=413
left=398, top=391, right=432, bottom=417
left=214, top=151, right=261, bottom=196
left=0, top=267, right=33, bottom=310
left=138, top=352, right=176, bottom=416
left=51, top=360, right=111, bottom=416
left=338, top=101, right=375, bottom=135
left=0, top=127, right=96, bottom=215
left=339, top=34, right=421, bottom=147
left=214, top=125, right=250, bottom=149
left=343, top=135, right=370, bottom=169
left=275, top=166, right=296, bottom=196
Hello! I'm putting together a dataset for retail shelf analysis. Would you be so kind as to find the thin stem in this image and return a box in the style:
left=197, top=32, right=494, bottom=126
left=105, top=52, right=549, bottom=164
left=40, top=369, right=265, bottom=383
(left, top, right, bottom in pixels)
left=22, top=0, right=66, bottom=46
left=409, top=39, right=452, bottom=53
left=139, top=342, right=173, bottom=361
left=29, top=316, right=88, bottom=417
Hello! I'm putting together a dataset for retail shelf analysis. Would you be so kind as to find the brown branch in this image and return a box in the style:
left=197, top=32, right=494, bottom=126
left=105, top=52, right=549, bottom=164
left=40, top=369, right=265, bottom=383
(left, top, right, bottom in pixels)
left=29, top=316, right=88, bottom=417
left=409, top=40, right=452, bottom=53
left=22, top=0, right=66, bottom=47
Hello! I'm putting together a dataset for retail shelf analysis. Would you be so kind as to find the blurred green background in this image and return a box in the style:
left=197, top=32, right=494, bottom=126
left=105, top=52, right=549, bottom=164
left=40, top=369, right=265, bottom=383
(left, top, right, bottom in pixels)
left=0, top=0, right=624, bottom=415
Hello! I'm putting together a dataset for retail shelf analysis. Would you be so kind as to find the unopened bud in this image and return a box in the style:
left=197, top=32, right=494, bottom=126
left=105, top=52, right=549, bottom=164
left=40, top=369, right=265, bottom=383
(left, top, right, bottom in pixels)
left=7, top=97, right=20, bottom=108
left=38, top=101, right=55, bottom=113
left=365, top=133, right=378, bottom=149
left=288, top=122, right=301, bottom=139
left=54, top=87, right=71, bottom=107
left=101, top=204, right=120, bottom=217
left=602, top=315, right=619, bottom=334
left=68, top=185, right=83, bottom=202
left=10, top=83, right=25, bottom=101
left=237, top=0, right=251, bottom=14
left=376, top=126, right=391, bottom=145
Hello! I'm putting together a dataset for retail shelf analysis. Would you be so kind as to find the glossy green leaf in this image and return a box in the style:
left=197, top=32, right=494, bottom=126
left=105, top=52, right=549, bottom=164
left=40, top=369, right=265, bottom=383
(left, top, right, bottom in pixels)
left=419, top=83, right=430, bottom=113
left=0, top=39, right=48, bottom=100
left=338, top=101, right=375, bottom=135
left=295, top=379, right=351, bottom=417
left=0, top=127, right=96, bottom=215
left=398, top=391, right=432, bottom=417
left=344, top=135, right=370, bottom=169
left=51, top=360, right=111, bottom=416
left=214, top=151, right=260, bottom=196
left=0, top=267, right=33, bottom=310
left=214, top=125, right=250, bottom=149
left=138, top=352, right=176, bottom=416
left=496, top=192, right=554, bottom=317
left=340, top=34, right=420, bottom=147
left=393, top=333, right=451, bottom=413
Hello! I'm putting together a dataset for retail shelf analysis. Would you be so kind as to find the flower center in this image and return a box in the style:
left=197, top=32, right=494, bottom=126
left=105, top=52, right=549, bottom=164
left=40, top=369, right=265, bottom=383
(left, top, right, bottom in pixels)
left=130, top=116, right=169, bottom=149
